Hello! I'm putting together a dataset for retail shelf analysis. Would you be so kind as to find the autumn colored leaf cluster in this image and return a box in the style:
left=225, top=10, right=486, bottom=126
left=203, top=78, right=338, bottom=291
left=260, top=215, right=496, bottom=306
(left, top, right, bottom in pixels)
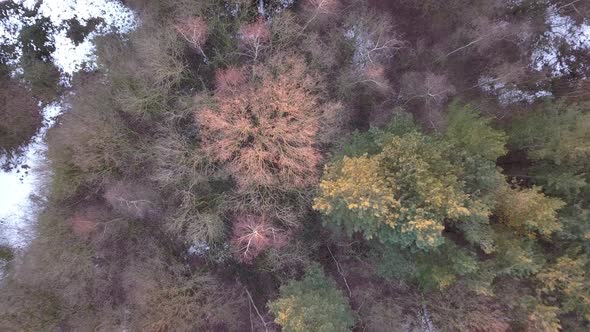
left=196, top=55, right=322, bottom=191
left=314, top=131, right=472, bottom=250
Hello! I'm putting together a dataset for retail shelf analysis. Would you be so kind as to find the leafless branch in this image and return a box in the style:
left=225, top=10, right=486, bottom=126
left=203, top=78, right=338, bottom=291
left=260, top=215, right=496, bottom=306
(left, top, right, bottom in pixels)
left=327, top=245, right=352, bottom=298
left=244, top=287, right=268, bottom=332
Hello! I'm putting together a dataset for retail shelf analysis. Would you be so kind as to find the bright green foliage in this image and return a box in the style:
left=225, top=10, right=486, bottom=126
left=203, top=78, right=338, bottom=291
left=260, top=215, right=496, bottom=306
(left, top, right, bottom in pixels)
left=456, top=216, right=496, bottom=254
left=559, top=206, right=590, bottom=246
left=537, top=254, right=590, bottom=322
left=377, top=242, right=478, bottom=290
left=458, top=154, right=505, bottom=199
left=530, top=166, right=587, bottom=201
left=452, top=161, right=503, bottom=253
left=490, top=226, right=545, bottom=277
left=510, top=102, right=590, bottom=166
left=268, top=264, right=355, bottom=332
left=495, top=184, right=565, bottom=237
left=443, top=104, right=509, bottom=253
left=522, top=298, right=562, bottom=332
left=315, top=107, right=512, bottom=252
left=444, top=101, right=507, bottom=161
left=19, top=20, right=54, bottom=60
left=341, top=111, right=420, bottom=158
left=509, top=102, right=590, bottom=202
left=314, top=131, right=473, bottom=250
left=0, top=245, right=14, bottom=261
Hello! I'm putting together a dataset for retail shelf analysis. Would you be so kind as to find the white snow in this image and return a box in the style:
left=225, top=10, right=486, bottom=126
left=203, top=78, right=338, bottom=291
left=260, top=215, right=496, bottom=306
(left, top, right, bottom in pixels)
left=8, top=0, right=137, bottom=76
left=532, top=6, right=590, bottom=77
left=0, top=0, right=137, bottom=249
left=51, top=28, right=98, bottom=76
left=0, top=102, right=62, bottom=248
left=478, top=75, right=553, bottom=106
left=479, top=7, right=590, bottom=105
left=345, top=26, right=375, bottom=67
left=22, top=0, right=136, bottom=33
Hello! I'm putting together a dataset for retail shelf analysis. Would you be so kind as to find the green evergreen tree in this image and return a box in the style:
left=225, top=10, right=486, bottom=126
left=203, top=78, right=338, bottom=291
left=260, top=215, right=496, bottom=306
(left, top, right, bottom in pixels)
left=268, top=263, right=356, bottom=332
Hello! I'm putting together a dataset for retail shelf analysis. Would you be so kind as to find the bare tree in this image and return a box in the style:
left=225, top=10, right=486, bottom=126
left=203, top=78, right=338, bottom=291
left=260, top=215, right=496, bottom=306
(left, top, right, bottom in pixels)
left=355, top=64, right=392, bottom=92
left=238, top=18, right=270, bottom=62
left=401, top=71, right=456, bottom=107
left=344, top=8, right=404, bottom=68
left=400, top=71, right=456, bottom=129
left=174, top=16, right=209, bottom=62
left=440, top=17, right=531, bottom=60
left=301, top=0, right=341, bottom=32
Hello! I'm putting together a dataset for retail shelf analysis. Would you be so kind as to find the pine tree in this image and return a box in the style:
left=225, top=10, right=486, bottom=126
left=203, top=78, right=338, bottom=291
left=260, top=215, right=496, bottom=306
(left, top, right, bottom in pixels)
left=444, top=101, right=507, bottom=161
left=268, top=263, right=355, bottom=332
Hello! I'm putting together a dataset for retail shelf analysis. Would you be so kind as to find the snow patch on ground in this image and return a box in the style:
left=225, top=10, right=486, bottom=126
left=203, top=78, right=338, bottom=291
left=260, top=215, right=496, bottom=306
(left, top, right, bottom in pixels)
left=0, top=0, right=138, bottom=249
left=2, top=0, right=137, bottom=76
left=0, top=102, right=63, bottom=248
left=532, top=6, right=590, bottom=77
left=478, top=76, right=553, bottom=106
left=24, top=0, right=136, bottom=32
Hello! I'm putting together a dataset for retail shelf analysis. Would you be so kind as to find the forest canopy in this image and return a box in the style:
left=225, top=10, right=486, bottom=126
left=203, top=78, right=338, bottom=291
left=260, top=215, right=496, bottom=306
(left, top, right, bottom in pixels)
left=1, top=0, right=590, bottom=331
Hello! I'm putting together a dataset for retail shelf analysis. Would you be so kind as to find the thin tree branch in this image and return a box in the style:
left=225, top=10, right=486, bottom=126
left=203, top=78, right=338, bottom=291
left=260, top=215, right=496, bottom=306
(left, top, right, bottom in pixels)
left=244, top=286, right=268, bottom=332
left=327, top=245, right=352, bottom=298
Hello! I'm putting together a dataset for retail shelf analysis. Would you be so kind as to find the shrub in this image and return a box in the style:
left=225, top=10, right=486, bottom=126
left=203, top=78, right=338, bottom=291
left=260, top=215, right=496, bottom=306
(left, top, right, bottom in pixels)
left=47, top=79, right=134, bottom=200
left=0, top=208, right=96, bottom=330
left=95, top=31, right=181, bottom=118
left=104, top=181, right=162, bottom=220
left=21, top=57, right=61, bottom=102
left=131, top=22, right=187, bottom=89
left=523, top=300, right=561, bottom=332
left=426, top=283, right=512, bottom=332
left=165, top=184, right=228, bottom=247
left=227, top=185, right=311, bottom=228
left=536, top=254, right=590, bottom=323
left=67, top=204, right=118, bottom=242
left=490, top=227, right=545, bottom=278
left=214, top=66, right=246, bottom=94
left=509, top=101, right=590, bottom=167
left=136, top=272, right=248, bottom=331
left=376, top=242, right=478, bottom=291
left=508, top=101, right=590, bottom=202
left=148, top=124, right=228, bottom=246
left=0, top=75, right=41, bottom=162
left=148, top=124, right=214, bottom=190
left=268, top=263, right=356, bottom=331
left=0, top=283, right=62, bottom=331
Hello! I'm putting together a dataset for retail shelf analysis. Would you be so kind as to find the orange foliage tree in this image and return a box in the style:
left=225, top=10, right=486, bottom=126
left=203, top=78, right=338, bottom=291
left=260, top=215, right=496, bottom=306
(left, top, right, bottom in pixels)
left=196, top=55, right=322, bottom=191
left=214, top=66, right=246, bottom=94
